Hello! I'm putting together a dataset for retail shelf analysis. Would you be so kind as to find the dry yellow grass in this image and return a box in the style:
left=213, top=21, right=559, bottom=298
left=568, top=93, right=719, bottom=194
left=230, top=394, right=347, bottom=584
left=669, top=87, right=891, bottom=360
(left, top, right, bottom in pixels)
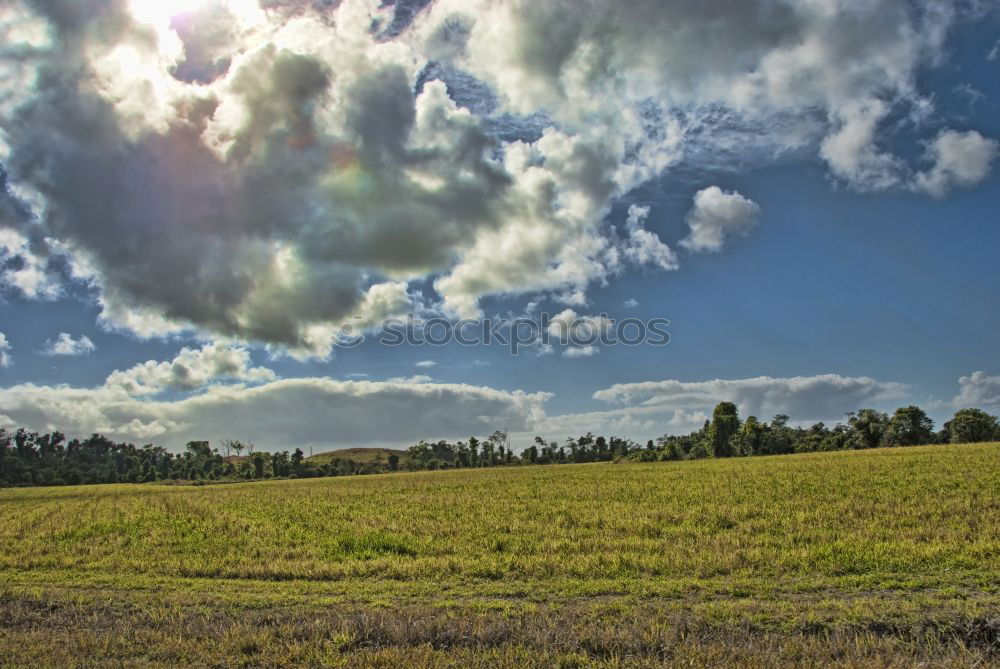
left=1, top=442, right=998, bottom=666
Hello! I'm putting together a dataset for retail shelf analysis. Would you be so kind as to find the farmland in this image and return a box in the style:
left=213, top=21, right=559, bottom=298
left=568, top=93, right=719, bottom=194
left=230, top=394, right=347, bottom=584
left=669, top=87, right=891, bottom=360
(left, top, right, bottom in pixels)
left=1, top=443, right=999, bottom=667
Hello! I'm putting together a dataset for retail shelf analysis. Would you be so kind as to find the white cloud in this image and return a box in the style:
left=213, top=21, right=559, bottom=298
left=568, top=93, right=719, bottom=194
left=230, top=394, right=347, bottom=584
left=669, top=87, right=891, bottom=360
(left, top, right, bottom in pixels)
left=385, top=375, right=434, bottom=384
left=525, top=406, right=708, bottom=444
left=680, top=187, right=761, bottom=253
left=547, top=308, right=612, bottom=342
left=913, top=130, right=998, bottom=198
left=0, top=0, right=995, bottom=350
left=415, top=360, right=437, bottom=368
left=989, top=40, right=1000, bottom=61
left=0, top=229, right=61, bottom=301
left=594, top=374, right=909, bottom=426
left=0, top=333, right=11, bottom=368
left=623, top=298, right=638, bottom=308
left=950, top=371, right=1000, bottom=412
left=563, top=345, right=598, bottom=359
left=544, top=309, right=618, bottom=358
left=819, top=99, right=904, bottom=191
left=0, top=375, right=551, bottom=451
left=621, top=205, right=679, bottom=271
left=43, top=333, right=96, bottom=357
left=104, top=341, right=276, bottom=397
left=418, top=0, right=978, bottom=193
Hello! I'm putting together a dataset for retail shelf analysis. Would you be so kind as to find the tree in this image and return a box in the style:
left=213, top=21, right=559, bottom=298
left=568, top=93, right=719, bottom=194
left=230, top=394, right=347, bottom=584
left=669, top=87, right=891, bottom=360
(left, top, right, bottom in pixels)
left=883, top=406, right=934, bottom=446
left=735, top=416, right=766, bottom=456
left=704, top=402, right=741, bottom=457
left=848, top=409, right=888, bottom=449
left=251, top=452, right=266, bottom=479
left=945, top=408, right=999, bottom=444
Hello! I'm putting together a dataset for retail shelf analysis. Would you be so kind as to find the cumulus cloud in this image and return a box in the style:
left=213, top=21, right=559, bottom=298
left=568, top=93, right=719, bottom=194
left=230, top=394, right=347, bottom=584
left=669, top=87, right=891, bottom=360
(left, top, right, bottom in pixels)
left=0, top=229, right=61, bottom=300
left=594, top=374, right=909, bottom=425
left=0, top=1, right=516, bottom=347
left=623, top=298, right=638, bottom=308
left=546, top=308, right=615, bottom=357
left=914, top=130, right=998, bottom=198
left=415, top=360, right=437, bottom=368
left=0, top=375, right=551, bottom=450
left=42, top=332, right=96, bottom=357
left=0, top=0, right=995, bottom=351
left=0, top=332, right=10, bottom=367
left=621, top=205, right=678, bottom=271
left=950, top=371, right=1000, bottom=412
left=417, top=0, right=986, bottom=191
left=680, top=187, right=761, bottom=253
left=104, top=341, right=276, bottom=397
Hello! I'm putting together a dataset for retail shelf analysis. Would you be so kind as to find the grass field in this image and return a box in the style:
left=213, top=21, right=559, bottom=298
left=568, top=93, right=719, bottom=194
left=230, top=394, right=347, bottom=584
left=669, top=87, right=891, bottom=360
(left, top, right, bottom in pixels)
left=1, top=443, right=998, bottom=667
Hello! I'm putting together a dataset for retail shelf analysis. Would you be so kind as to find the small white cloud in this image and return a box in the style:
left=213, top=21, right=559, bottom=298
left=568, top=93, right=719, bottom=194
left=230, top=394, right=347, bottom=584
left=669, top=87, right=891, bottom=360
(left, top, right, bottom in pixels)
left=819, top=99, right=903, bottom=191
left=563, top=345, right=599, bottom=359
left=914, top=130, right=998, bottom=198
left=680, top=187, right=761, bottom=253
left=43, top=332, right=96, bottom=357
left=989, top=40, right=1000, bottom=61
left=547, top=309, right=614, bottom=347
left=0, top=230, right=62, bottom=301
left=623, top=298, right=639, bottom=309
left=0, top=333, right=11, bottom=368
left=621, top=205, right=679, bottom=271
left=104, top=341, right=276, bottom=397
left=950, top=371, right=1000, bottom=412
left=415, top=360, right=438, bottom=368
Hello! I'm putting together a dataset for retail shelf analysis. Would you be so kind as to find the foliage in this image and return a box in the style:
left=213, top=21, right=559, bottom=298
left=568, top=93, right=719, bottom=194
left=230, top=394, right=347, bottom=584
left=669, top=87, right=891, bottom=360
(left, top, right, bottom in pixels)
left=1, top=403, right=997, bottom=489
left=643, top=404, right=998, bottom=462
left=945, top=408, right=1000, bottom=445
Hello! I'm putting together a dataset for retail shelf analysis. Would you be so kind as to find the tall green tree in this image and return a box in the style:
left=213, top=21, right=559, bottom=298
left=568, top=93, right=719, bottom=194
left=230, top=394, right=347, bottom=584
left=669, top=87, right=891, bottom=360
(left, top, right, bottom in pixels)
left=945, top=408, right=999, bottom=444
left=884, top=406, right=934, bottom=446
left=704, top=402, right=741, bottom=457
left=848, top=409, right=888, bottom=449
left=735, top=416, right=766, bottom=456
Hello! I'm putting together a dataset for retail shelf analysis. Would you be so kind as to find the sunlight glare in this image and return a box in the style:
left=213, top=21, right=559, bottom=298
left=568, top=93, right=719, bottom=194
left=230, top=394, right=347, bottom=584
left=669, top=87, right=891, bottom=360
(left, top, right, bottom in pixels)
left=129, top=0, right=266, bottom=30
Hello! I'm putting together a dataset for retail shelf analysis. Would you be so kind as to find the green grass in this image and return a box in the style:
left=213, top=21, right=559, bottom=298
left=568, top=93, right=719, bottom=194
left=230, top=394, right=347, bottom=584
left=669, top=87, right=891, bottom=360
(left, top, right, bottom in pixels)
left=1, top=443, right=999, bottom=667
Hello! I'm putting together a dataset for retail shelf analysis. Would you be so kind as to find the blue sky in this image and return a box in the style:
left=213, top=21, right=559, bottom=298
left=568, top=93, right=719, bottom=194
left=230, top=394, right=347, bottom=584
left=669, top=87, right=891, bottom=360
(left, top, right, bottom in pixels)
left=0, top=0, right=998, bottom=450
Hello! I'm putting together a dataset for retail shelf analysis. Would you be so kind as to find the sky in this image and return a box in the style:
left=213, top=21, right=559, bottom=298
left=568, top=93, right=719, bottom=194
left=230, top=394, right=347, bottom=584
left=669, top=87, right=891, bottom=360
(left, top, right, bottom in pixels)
left=0, top=0, right=998, bottom=452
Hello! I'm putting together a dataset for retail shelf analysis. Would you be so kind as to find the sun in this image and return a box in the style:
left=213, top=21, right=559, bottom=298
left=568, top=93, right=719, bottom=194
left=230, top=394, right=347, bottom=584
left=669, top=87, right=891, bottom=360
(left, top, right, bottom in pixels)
left=128, top=0, right=214, bottom=26
left=128, top=0, right=266, bottom=29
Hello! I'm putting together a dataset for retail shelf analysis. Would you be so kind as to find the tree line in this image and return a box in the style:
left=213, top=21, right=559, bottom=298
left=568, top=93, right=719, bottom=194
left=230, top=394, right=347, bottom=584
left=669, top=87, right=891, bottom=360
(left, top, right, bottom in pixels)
left=636, top=405, right=999, bottom=462
left=0, top=433, right=385, bottom=488
left=0, top=405, right=997, bottom=488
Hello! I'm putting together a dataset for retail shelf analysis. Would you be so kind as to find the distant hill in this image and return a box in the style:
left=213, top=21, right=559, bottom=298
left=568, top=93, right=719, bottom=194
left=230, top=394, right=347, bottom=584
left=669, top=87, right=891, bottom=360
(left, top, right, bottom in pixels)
left=307, top=447, right=407, bottom=465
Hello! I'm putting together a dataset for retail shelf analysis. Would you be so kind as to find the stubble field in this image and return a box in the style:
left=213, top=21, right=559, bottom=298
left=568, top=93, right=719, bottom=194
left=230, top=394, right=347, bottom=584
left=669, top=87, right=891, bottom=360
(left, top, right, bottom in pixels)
left=1, top=442, right=998, bottom=667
